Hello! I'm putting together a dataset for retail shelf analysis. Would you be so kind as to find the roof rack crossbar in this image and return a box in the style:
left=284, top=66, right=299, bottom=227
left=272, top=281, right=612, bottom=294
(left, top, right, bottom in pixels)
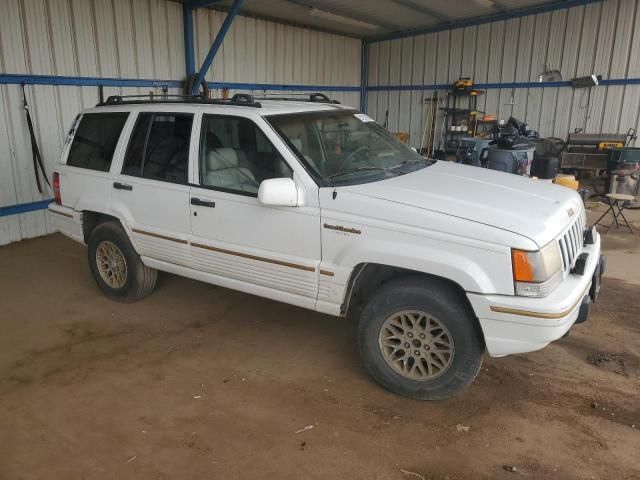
left=97, top=93, right=262, bottom=108
left=251, top=92, right=341, bottom=104
left=97, top=91, right=341, bottom=107
left=104, top=94, right=204, bottom=103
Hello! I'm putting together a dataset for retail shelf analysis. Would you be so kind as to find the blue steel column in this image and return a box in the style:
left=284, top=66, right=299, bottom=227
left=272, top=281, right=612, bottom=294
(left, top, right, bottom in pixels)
left=359, top=41, right=369, bottom=113
left=183, top=4, right=196, bottom=76
left=191, top=0, right=244, bottom=95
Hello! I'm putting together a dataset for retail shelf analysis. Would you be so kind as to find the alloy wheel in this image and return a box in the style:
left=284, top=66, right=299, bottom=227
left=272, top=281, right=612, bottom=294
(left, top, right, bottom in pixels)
left=378, top=310, right=455, bottom=380
left=95, top=241, right=128, bottom=289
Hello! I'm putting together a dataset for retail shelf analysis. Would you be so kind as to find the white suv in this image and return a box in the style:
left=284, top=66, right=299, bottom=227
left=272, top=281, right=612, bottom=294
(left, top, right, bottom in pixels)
left=49, top=93, right=604, bottom=400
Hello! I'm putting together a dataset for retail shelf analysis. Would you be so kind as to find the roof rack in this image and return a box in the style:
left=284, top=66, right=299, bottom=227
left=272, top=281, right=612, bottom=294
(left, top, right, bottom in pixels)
left=96, top=93, right=262, bottom=108
left=96, top=92, right=341, bottom=107
left=252, top=92, right=341, bottom=104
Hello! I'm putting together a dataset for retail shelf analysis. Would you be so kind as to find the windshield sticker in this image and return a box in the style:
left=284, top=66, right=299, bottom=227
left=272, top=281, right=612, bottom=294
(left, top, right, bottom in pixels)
left=354, top=113, right=375, bottom=123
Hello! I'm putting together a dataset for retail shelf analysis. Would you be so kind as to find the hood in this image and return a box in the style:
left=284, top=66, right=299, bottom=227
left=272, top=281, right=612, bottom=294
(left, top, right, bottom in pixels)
left=341, top=161, right=583, bottom=247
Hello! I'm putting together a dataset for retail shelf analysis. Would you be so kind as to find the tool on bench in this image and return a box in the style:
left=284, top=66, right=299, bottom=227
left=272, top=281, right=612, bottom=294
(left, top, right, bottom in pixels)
left=560, top=129, right=637, bottom=173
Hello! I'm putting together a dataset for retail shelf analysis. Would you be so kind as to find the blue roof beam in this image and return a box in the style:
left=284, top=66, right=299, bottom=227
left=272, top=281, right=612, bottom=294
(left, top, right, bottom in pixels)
left=183, top=0, right=231, bottom=77
left=183, top=0, right=228, bottom=10
left=191, top=0, right=244, bottom=95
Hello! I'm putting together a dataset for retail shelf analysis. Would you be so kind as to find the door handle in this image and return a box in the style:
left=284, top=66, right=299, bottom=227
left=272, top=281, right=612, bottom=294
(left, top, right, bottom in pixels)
left=113, top=182, right=133, bottom=191
left=191, top=197, right=215, bottom=208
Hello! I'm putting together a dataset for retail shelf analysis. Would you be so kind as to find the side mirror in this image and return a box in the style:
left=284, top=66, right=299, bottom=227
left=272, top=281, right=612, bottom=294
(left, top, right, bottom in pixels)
left=258, top=178, right=301, bottom=207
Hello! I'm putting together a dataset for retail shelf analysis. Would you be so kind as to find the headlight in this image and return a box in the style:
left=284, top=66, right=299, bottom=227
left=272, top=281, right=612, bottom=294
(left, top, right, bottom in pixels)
left=512, top=242, right=562, bottom=297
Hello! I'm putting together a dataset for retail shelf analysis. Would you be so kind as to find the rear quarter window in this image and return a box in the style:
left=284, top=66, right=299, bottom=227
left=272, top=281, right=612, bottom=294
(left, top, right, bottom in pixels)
left=66, top=112, right=129, bottom=171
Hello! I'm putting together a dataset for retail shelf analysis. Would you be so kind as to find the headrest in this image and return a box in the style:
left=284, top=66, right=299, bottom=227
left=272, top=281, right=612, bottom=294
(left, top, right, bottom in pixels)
left=206, top=130, right=223, bottom=148
left=207, top=148, right=238, bottom=170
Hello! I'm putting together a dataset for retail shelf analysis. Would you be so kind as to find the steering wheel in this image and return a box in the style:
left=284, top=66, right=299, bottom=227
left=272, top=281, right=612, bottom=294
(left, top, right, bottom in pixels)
left=338, top=145, right=371, bottom=171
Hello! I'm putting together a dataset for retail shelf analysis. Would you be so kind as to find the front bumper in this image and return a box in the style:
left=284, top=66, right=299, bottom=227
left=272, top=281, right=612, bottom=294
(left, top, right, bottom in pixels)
left=467, top=231, right=602, bottom=357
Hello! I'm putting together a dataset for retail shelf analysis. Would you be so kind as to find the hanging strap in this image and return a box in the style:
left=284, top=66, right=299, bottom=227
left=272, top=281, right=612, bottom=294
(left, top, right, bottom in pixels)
left=21, top=83, right=51, bottom=193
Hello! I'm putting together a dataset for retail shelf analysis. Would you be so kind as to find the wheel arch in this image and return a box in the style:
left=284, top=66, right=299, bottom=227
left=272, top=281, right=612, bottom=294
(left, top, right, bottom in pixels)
left=81, top=211, right=141, bottom=254
left=342, top=263, right=478, bottom=325
left=82, top=211, right=121, bottom=242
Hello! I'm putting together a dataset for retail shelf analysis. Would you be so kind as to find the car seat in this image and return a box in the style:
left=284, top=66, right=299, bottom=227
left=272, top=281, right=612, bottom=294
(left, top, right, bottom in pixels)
left=205, top=148, right=259, bottom=193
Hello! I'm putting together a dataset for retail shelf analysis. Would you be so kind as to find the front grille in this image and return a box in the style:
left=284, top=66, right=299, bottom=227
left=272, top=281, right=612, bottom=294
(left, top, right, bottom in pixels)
left=558, top=212, right=585, bottom=273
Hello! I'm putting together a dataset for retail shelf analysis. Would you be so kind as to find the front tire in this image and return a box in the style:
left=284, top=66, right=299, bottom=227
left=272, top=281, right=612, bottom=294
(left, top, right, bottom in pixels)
left=87, top=222, right=157, bottom=302
left=358, top=276, right=484, bottom=400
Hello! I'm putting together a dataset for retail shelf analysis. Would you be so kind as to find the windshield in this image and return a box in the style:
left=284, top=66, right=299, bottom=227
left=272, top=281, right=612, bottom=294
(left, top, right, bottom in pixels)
left=267, top=110, right=432, bottom=186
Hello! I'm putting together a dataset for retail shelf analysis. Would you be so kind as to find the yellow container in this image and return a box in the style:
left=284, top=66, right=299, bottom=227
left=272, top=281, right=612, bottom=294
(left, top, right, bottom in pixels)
left=555, top=174, right=579, bottom=190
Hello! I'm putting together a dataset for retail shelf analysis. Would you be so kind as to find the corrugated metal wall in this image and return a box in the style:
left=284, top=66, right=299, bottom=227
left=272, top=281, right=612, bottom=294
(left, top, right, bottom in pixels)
left=193, top=9, right=361, bottom=106
left=0, top=0, right=361, bottom=246
left=0, top=0, right=186, bottom=246
left=366, top=0, right=640, bottom=149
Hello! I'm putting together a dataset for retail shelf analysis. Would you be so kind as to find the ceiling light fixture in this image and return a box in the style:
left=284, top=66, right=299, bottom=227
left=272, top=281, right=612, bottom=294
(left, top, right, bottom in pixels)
left=308, top=8, right=379, bottom=30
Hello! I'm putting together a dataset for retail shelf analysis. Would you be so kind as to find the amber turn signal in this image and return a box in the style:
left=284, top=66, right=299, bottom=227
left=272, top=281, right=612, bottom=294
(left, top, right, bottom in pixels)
left=512, top=249, right=534, bottom=282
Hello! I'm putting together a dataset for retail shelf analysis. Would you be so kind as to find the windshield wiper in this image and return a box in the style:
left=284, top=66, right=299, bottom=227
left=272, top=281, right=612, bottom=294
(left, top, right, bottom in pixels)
left=394, top=158, right=428, bottom=166
left=326, top=166, right=388, bottom=180
left=391, top=157, right=436, bottom=170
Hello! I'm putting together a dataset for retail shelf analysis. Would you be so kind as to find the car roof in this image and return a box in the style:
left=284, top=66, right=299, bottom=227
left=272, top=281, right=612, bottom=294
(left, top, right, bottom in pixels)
left=82, top=99, right=355, bottom=117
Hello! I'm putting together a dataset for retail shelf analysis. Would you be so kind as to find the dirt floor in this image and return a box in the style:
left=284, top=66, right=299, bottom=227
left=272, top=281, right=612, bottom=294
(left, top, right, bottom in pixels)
left=1, top=205, right=639, bottom=480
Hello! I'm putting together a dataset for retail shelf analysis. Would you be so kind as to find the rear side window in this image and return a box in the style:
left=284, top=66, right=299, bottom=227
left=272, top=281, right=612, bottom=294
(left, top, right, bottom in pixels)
left=122, top=112, right=193, bottom=184
left=66, top=113, right=129, bottom=171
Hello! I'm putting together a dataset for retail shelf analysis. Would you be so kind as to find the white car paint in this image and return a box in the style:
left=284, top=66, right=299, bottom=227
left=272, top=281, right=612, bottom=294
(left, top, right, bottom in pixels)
left=49, top=100, right=601, bottom=358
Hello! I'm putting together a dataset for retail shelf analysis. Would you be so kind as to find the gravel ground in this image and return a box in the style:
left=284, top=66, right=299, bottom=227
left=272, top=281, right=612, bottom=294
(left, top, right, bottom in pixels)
left=0, top=207, right=639, bottom=480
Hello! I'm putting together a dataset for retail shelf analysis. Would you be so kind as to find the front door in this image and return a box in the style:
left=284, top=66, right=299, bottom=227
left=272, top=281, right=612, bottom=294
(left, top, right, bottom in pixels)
left=189, top=113, right=321, bottom=309
left=110, top=110, right=194, bottom=268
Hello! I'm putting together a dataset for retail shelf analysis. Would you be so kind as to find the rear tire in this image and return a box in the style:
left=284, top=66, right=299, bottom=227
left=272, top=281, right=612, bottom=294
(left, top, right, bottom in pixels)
left=357, top=276, right=484, bottom=400
left=87, top=222, right=157, bottom=302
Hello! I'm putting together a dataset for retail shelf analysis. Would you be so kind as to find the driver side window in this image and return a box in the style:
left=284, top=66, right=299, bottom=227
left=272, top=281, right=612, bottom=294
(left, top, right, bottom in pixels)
left=199, top=115, right=292, bottom=196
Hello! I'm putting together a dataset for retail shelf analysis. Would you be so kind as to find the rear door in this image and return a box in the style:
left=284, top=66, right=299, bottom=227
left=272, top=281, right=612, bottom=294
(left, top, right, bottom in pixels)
left=110, top=109, right=195, bottom=268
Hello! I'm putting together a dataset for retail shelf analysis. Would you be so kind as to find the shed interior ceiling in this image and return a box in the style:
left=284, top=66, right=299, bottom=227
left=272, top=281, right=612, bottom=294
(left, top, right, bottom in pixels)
left=184, top=0, right=564, bottom=38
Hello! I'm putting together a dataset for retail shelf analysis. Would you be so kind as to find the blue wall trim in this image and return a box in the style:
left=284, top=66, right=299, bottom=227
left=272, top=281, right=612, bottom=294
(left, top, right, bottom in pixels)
left=365, top=0, right=604, bottom=43
left=0, top=73, right=359, bottom=92
left=0, top=73, right=182, bottom=88
left=183, top=0, right=227, bottom=9
left=368, top=78, right=640, bottom=92
left=368, top=83, right=451, bottom=92
left=600, top=78, right=640, bottom=86
left=0, top=200, right=52, bottom=218
left=207, top=82, right=360, bottom=92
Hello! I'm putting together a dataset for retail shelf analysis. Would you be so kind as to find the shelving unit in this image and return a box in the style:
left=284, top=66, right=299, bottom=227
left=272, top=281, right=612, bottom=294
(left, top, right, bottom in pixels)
left=440, top=90, right=485, bottom=154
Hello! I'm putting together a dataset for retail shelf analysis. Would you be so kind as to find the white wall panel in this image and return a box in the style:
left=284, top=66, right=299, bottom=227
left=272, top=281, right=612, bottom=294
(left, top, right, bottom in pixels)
left=409, top=35, right=426, bottom=147
left=387, top=39, right=402, bottom=132
left=473, top=23, right=491, bottom=115
left=511, top=14, right=534, bottom=122
left=192, top=9, right=360, bottom=96
left=553, top=6, right=582, bottom=137
left=0, top=0, right=361, bottom=245
left=538, top=10, right=565, bottom=136
left=367, top=0, right=640, bottom=149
